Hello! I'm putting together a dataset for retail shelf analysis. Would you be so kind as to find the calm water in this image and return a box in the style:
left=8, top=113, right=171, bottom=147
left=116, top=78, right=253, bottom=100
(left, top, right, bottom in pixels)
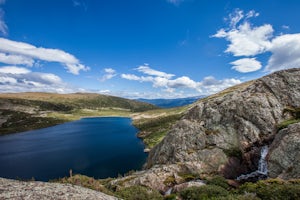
left=0, top=117, right=147, bottom=181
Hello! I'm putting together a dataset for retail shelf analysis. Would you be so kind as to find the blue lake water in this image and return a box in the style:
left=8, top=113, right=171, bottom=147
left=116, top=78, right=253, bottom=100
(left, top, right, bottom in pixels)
left=0, top=117, right=147, bottom=181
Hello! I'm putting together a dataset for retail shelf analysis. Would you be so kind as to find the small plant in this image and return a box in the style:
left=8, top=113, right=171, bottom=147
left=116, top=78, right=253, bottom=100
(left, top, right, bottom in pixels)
left=178, top=172, right=199, bottom=182
left=223, top=147, right=242, bottom=159
left=164, top=175, right=177, bottom=186
left=164, top=194, right=177, bottom=200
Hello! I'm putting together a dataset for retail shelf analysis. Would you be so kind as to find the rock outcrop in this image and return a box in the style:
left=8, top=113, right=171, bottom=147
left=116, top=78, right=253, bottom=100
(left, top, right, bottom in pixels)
left=146, top=68, right=300, bottom=179
left=0, top=178, right=119, bottom=200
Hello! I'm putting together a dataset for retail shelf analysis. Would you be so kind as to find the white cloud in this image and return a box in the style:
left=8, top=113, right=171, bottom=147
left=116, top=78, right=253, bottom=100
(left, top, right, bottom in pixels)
left=166, top=76, right=198, bottom=89
left=99, top=68, right=117, bottom=82
left=136, top=64, right=175, bottom=79
left=0, top=38, right=89, bottom=75
left=266, top=33, right=300, bottom=72
left=0, top=66, right=31, bottom=74
left=0, top=66, right=78, bottom=93
left=213, top=22, right=273, bottom=56
left=121, top=65, right=241, bottom=95
left=230, top=58, right=262, bottom=73
left=104, top=68, right=115, bottom=74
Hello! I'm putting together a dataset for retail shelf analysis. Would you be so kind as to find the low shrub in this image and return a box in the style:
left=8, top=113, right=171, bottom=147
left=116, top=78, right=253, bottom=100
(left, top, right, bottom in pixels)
left=180, top=185, right=229, bottom=200
left=206, top=175, right=229, bottom=189
left=239, top=180, right=300, bottom=200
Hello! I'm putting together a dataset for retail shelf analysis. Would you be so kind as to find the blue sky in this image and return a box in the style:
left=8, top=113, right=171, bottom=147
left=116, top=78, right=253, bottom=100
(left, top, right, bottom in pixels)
left=0, top=0, right=300, bottom=98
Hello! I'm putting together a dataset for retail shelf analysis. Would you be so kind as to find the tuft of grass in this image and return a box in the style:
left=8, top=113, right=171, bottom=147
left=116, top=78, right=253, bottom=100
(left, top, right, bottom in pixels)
left=277, top=119, right=300, bottom=130
left=55, top=174, right=115, bottom=196
left=178, top=172, right=199, bottom=182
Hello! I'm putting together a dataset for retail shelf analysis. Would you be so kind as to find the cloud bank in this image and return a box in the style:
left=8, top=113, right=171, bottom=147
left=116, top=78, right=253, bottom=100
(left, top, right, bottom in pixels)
left=121, top=64, right=241, bottom=95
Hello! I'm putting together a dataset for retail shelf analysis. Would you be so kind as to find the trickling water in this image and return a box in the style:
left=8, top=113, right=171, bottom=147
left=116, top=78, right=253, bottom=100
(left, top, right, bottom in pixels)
left=237, top=145, right=269, bottom=181
left=164, top=188, right=172, bottom=195
left=257, top=146, right=268, bottom=174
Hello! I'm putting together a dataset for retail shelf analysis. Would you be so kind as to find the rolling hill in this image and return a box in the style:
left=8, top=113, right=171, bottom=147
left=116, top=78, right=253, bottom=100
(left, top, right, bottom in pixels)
left=0, top=92, right=157, bottom=135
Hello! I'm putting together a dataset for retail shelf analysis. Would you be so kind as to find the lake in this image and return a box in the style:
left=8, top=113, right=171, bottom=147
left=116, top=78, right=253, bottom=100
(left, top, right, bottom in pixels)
left=0, top=117, right=147, bottom=181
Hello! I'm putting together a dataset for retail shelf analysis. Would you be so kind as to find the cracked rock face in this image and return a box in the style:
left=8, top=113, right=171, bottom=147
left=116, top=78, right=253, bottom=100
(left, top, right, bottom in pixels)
left=268, top=122, right=300, bottom=179
left=146, top=68, right=300, bottom=179
left=0, top=178, right=119, bottom=200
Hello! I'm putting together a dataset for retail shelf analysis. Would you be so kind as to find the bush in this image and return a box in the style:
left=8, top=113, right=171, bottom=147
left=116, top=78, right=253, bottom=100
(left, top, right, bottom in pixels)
left=239, top=180, right=300, bottom=200
left=164, top=194, right=177, bottom=200
left=180, top=185, right=229, bottom=200
left=116, top=185, right=163, bottom=200
left=206, top=175, right=229, bottom=189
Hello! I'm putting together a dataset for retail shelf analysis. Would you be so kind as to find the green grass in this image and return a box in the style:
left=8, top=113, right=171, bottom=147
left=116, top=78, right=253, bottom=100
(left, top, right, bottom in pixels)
left=0, top=109, right=67, bottom=135
left=133, top=111, right=184, bottom=149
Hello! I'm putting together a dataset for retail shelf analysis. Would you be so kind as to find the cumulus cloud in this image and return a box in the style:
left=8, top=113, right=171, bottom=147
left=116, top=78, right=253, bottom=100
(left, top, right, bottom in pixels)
left=213, top=12, right=273, bottom=57
left=214, top=9, right=300, bottom=73
left=266, top=33, right=300, bottom=72
left=0, top=66, right=77, bottom=93
left=0, top=38, right=89, bottom=75
left=99, top=68, right=117, bottom=82
left=121, top=65, right=241, bottom=95
left=230, top=58, right=262, bottom=73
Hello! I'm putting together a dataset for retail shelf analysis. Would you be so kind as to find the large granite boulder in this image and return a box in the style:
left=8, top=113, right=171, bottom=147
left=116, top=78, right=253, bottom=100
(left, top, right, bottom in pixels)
left=146, top=68, right=300, bottom=179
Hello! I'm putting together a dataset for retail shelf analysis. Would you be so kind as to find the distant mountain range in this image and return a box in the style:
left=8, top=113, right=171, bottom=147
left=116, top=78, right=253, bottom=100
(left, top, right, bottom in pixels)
left=136, top=96, right=205, bottom=108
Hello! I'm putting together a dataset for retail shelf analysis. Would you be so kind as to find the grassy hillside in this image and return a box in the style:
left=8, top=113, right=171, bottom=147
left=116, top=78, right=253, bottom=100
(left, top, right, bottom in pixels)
left=0, top=92, right=157, bottom=135
left=132, top=106, right=188, bottom=149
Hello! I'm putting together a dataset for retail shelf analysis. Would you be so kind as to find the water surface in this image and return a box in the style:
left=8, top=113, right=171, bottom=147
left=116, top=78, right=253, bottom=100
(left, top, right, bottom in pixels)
left=0, top=117, right=147, bottom=181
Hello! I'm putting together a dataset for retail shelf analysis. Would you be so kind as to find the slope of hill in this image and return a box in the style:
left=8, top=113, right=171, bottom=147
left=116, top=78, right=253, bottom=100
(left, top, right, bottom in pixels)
left=0, top=92, right=157, bottom=135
